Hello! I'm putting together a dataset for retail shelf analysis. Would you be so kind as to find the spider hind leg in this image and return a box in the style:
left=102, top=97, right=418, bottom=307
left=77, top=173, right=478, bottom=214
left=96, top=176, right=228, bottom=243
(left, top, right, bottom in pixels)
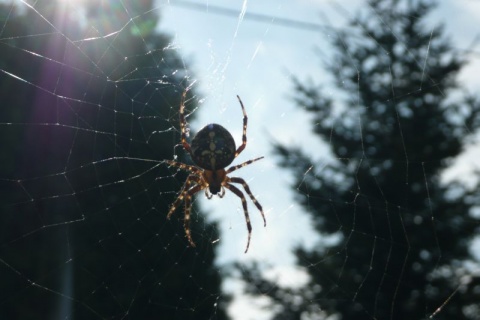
left=230, top=177, right=266, bottom=227
left=167, top=173, right=206, bottom=248
left=224, top=183, right=252, bottom=253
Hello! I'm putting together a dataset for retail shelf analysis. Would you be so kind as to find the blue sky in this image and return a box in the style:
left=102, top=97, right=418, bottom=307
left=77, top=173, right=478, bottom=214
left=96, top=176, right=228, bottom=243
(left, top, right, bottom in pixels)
left=158, top=0, right=480, bottom=261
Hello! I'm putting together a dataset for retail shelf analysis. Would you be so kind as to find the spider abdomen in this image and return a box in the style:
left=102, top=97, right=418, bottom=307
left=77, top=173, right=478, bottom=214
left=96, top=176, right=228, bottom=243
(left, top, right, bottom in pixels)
left=191, top=123, right=236, bottom=170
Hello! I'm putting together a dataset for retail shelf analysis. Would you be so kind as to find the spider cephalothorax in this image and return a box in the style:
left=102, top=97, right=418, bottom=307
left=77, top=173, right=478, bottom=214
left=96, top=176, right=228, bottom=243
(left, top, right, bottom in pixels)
left=165, top=90, right=266, bottom=253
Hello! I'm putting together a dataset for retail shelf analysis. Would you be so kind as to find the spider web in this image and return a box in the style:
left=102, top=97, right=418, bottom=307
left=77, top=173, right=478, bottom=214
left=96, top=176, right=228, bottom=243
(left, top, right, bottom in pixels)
left=0, top=0, right=479, bottom=319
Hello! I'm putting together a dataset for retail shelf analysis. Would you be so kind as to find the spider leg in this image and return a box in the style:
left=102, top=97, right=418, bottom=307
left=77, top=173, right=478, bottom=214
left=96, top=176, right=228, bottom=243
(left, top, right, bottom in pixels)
left=226, top=156, right=264, bottom=174
left=165, top=160, right=203, bottom=176
left=167, top=173, right=206, bottom=247
left=234, top=95, right=248, bottom=157
left=167, top=174, right=198, bottom=219
left=229, top=177, right=266, bottom=227
left=183, top=183, right=205, bottom=247
left=179, top=90, right=193, bottom=155
left=224, top=183, right=252, bottom=253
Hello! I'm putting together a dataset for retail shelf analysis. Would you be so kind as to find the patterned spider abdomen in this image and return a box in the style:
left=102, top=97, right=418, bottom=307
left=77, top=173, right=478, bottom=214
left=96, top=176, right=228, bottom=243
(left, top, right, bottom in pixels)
left=191, top=123, right=236, bottom=170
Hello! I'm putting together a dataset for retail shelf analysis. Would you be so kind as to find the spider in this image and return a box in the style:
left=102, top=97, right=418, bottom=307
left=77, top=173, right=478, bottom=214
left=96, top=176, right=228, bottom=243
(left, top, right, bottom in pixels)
left=165, top=90, right=266, bottom=253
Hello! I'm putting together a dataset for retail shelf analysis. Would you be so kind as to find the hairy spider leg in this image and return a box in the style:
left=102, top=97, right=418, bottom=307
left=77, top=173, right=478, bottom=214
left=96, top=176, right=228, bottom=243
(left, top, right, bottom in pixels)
left=226, top=156, right=264, bottom=174
left=223, top=183, right=253, bottom=253
left=179, top=90, right=193, bottom=155
left=164, top=159, right=203, bottom=176
left=229, top=177, right=266, bottom=227
left=234, top=95, right=248, bottom=157
left=183, top=183, right=205, bottom=247
left=167, top=174, right=201, bottom=219
left=166, top=173, right=207, bottom=247
left=165, top=159, right=208, bottom=246
left=166, top=175, right=191, bottom=219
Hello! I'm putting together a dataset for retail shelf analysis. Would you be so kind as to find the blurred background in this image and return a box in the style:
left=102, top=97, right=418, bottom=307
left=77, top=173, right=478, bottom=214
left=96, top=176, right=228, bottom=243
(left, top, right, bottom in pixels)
left=1, top=0, right=479, bottom=319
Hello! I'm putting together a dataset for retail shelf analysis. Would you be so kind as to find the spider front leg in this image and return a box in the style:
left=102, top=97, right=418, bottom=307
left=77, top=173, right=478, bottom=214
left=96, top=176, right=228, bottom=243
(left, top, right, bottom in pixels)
left=234, top=95, right=248, bottom=157
left=179, top=90, right=193, bottom=155
left=165, top=159, right=203, bottom=176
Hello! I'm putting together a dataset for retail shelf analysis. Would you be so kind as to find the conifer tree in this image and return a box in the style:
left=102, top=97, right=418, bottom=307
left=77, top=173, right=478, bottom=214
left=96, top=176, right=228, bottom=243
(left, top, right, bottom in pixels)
left=241, top=0, right=480, bottom=319
left=0, top=1, right=227, bottom=318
